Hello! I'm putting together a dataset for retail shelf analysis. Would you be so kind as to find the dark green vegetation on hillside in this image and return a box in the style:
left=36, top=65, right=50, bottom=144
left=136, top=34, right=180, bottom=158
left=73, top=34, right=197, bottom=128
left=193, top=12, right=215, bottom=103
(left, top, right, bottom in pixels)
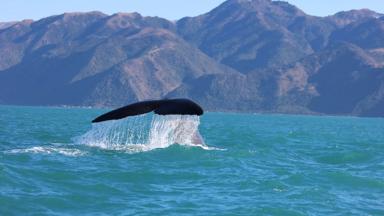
left=1, top=0, right=384, bottom=116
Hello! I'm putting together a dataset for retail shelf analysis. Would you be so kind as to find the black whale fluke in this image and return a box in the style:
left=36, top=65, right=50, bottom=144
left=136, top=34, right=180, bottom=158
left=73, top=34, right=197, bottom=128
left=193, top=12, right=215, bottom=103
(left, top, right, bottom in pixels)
left=92, top=99, right=204, bottom=123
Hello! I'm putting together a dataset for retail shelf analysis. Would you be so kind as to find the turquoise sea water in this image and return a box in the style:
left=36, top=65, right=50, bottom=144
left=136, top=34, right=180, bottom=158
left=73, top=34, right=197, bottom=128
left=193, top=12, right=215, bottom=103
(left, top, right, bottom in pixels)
left=1, top=105, right=383, bottom=215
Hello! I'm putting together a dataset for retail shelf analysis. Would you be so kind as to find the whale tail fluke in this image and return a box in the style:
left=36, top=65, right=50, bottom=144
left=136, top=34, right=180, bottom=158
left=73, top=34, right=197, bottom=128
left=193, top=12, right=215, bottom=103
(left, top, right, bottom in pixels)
left=92, top=98, right=203, bottom=123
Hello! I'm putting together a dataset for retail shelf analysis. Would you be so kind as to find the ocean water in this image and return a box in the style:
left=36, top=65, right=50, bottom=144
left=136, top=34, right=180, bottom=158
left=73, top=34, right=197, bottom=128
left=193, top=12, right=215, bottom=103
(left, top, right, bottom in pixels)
left=1, top=105, right=383, bottom=216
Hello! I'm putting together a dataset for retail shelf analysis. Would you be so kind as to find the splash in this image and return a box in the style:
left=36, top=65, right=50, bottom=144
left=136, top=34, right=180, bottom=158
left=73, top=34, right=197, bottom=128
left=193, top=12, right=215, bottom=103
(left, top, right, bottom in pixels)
left=75, top=114, right=213, bottom=152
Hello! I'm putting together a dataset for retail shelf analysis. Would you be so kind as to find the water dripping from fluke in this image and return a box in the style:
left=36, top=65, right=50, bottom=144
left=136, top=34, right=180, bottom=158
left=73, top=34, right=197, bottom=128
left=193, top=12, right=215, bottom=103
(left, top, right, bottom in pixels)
left=75, top=114, right=219, bottom=153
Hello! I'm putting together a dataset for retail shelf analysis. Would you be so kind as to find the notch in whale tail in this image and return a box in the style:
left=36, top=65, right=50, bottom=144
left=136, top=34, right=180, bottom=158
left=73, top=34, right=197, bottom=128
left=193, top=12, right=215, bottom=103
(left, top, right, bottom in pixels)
left=92, top=98, right=204, bottom=123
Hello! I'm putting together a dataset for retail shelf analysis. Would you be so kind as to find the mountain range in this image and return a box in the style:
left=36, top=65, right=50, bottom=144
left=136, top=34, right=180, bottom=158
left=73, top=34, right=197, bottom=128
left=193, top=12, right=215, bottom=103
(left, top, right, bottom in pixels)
left=0, top=0, right=383, bottom=117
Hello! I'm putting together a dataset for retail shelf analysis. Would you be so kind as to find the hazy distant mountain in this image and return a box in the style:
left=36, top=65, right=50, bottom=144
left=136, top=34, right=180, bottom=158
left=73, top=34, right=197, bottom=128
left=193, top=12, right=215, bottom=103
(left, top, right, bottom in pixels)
left=327, top=9, right=383, bottom=27
left=177, top=0, right=313, bottom=72
left=0, top=0, right=383, bottom=117
left=168, top=43, right=384, bottom=116
left=330, top=17, right=384, bottom=49
left=0, top=22, right=17, bottom=30
left=0, top=12, right=234, bottom=106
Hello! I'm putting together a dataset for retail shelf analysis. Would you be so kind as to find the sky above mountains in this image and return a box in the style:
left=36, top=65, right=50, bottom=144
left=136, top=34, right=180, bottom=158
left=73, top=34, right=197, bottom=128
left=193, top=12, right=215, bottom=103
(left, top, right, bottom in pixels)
left=1, top=0, right=384, bottom=22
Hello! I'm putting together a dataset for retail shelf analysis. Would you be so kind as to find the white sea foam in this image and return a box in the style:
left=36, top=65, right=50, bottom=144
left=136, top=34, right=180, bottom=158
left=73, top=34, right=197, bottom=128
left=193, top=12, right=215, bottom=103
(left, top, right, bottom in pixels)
left=6, top=146, right=86, bottom=157
left=5, top=115, right=221, bottom=156
left=75, top=114, right=220, bottom=153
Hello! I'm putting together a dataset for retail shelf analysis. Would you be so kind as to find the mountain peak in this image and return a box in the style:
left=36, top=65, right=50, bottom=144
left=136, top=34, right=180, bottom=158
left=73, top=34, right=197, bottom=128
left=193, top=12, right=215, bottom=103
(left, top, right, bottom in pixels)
left=333, top=9, right=381, bottom=18
left=219, top=0, right=305, bottom=17
left=230, top=0, right=271, bottom=3
left=61, top=11, right=106, bottom=18
left=329, top=9, right=383, bottom=26
left=111, top=12, right=142, bottom=19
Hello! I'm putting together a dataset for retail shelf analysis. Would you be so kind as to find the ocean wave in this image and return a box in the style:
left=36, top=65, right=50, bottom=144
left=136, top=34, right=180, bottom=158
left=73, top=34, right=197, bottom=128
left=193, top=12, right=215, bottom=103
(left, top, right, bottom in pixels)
left=5, top=146, right=86, bottom=157
left=80, top=141, right=223, bottom=153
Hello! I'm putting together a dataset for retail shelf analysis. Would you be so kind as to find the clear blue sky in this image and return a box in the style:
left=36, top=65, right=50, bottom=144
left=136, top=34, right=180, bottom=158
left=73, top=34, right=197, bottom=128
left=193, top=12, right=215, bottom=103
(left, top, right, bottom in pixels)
left=1, top=0, right=384, bottom=22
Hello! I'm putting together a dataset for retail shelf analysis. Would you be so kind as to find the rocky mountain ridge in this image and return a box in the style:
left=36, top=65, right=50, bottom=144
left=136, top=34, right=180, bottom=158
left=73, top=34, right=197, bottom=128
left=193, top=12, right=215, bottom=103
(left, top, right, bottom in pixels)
left=0, top=0, right=383, bottom=117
